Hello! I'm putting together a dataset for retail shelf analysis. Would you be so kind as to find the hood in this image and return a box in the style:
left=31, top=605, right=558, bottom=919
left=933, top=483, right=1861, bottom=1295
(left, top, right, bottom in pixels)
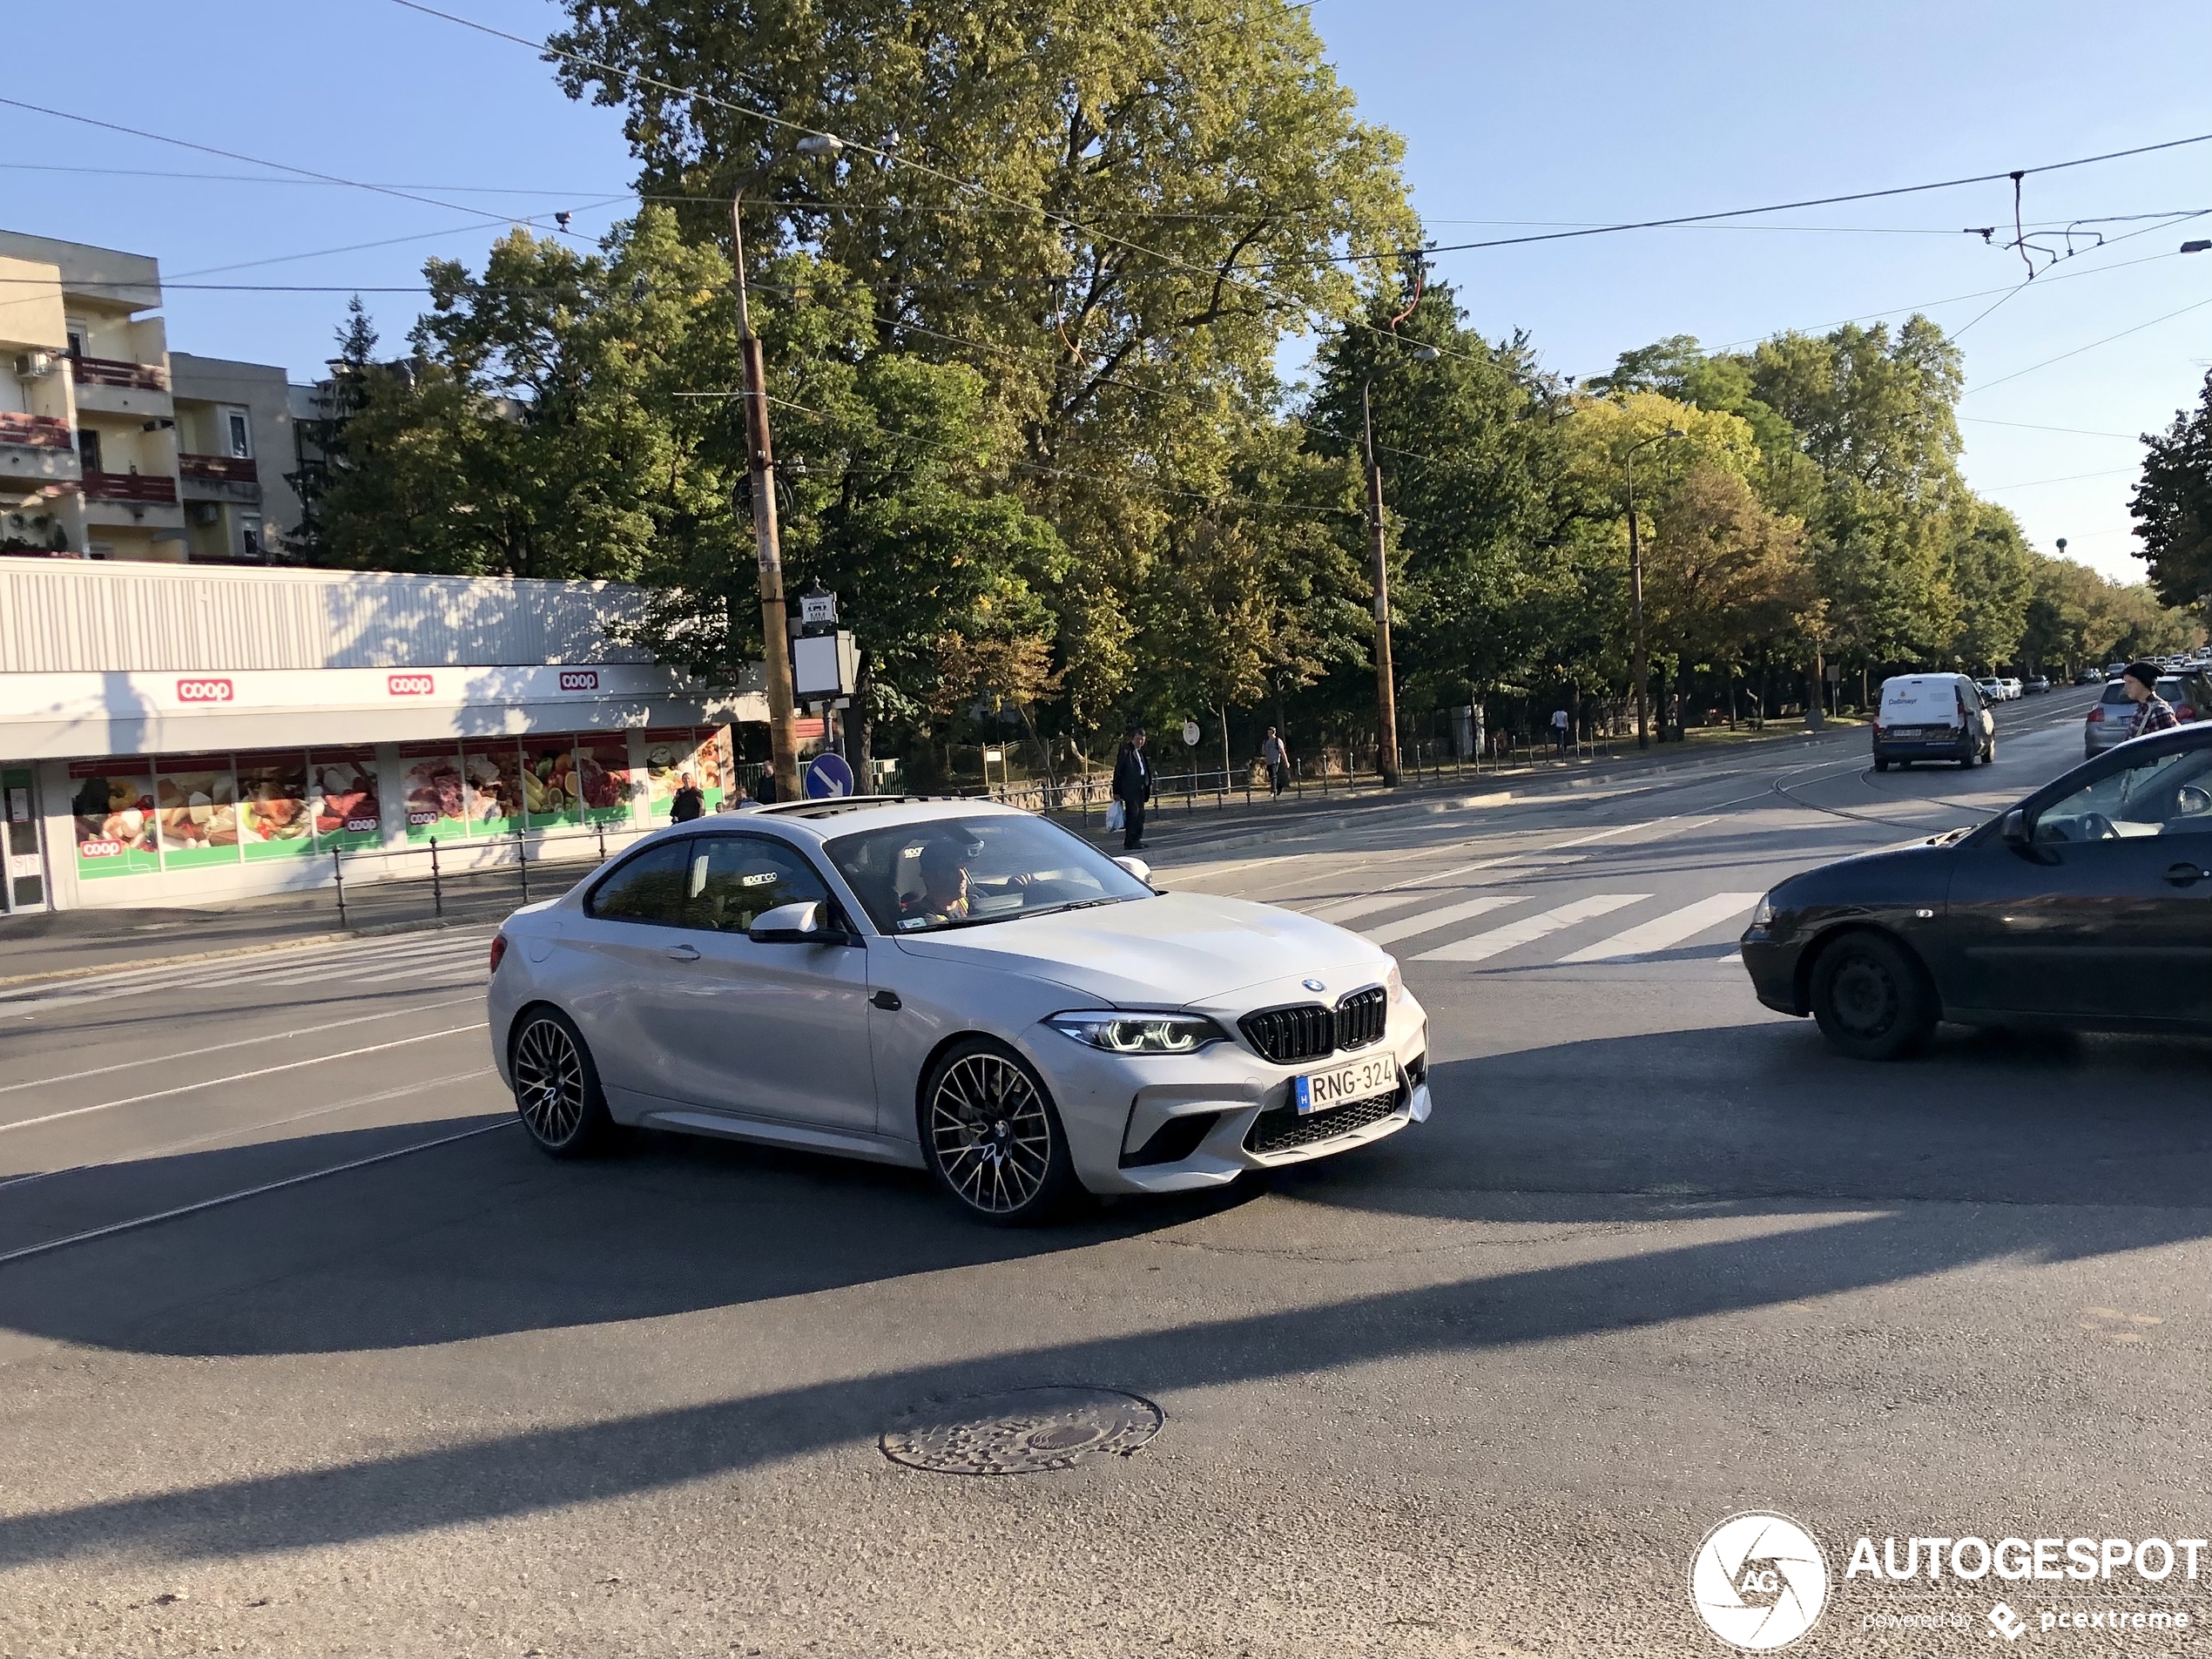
left=1775, top=838, right=1956, bottom=909
left=893, top=890, right=1387, bottom=1008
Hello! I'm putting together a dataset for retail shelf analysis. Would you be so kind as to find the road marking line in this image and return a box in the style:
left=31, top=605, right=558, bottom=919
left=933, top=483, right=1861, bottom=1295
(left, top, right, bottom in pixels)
left=0, top=996, right=484, bottom=1097
left=0, top=1024, right=489, bottom=1136
left=1294, top=811, right=1710, bottom=916
left=1555, top=893, right=1765, bottom=963
left=0, top=929, right=498, bottom=1005
left=1361, top=894, right=1524, bottom=946
left=0, top=1118, right=516, bottom=1268
left=1304, top=855, right=1581, bottom=921
left=1414, top=893, right=1649, bottom=963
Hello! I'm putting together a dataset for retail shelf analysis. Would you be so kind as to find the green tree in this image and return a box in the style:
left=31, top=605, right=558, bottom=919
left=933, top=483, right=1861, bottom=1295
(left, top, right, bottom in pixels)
left=2132, top=369, right=2212, bottom=611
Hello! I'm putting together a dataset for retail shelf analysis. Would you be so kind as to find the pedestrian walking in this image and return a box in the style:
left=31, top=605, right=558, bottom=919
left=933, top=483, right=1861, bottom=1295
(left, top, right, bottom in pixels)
left=2121, top=661, right=2178, bottom=738
left=670, top=771, right=705, bottom=821
left=749, top=767, right=779, bottom=806
left=1112, top=726, right=1152, bottom=851
left=1260, top=725, right=1290, bottom=797
left=1550, top=706, right=1571, bottom=756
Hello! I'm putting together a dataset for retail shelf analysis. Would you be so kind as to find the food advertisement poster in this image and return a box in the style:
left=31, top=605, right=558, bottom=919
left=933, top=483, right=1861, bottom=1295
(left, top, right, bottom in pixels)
left=462, top=738, right=524, bottom=837
left=642, top=728, right=707, bottom=819
left=68, top=759, right=158, bottom=879
left=398, top=742, right=467, bottom=843
left=236, top=750, right=314, bottom=860
left=574, top=732, right=634, bottom=825
left=523, top=738, right=581, bottom=830
left=309, top=749, right=383, bottom=850
left=154, top=754, right=241, bottom=870
left=698, top=725, right=732, bottom=809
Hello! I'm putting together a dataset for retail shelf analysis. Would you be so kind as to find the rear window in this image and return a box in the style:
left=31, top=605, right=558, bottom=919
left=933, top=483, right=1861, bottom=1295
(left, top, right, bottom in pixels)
left=2101, top=683, right=2134, bottom=705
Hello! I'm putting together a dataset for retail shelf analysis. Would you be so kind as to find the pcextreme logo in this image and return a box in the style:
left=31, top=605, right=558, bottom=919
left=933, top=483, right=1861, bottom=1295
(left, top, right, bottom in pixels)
left=1689, top=1513, right=1830, bottom=1650
left=386, top=673, right=436, bottom=697
left=174, top=677, right=234, bottom=704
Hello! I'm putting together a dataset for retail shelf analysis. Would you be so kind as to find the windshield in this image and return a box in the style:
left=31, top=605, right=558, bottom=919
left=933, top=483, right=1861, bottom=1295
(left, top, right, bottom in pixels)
left=826, top=814, right=1155, bottom=934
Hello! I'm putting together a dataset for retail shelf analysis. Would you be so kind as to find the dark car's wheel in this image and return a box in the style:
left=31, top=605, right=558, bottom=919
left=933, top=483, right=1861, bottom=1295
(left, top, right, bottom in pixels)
left=1809, top=933, right=1938, bottom=1062
left=921, top=1038, right=1079, bottom=1225
left=509, top=1008, right=617, bottom=1157
left=1873, top=758, right=1890, bottom=773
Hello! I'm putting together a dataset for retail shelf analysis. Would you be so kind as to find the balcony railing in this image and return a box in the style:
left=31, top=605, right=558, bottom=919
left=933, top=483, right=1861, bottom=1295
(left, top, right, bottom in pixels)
left=82, top=468, right=179, bottom=504
left=0, top=412, right=73, bottom=450
left=69, top=354, right=168, bottom=392
left=179, top=452, right=259, bottom=485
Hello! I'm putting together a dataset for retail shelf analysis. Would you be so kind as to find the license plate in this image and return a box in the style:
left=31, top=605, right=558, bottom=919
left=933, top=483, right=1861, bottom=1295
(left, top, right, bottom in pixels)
left=1294, top=1053, right=1398, bottom=1115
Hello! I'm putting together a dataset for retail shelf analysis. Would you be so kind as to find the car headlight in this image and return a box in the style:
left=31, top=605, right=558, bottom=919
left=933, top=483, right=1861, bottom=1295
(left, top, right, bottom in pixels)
left=1386, top=961, right=1404, bottom=1005
left=1046, top=1010, right=1226, bottom=1054
left=1751, top=893, right=1776, bottom=927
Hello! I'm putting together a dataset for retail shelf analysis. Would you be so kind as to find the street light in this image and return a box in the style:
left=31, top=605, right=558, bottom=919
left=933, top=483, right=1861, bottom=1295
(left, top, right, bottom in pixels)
left=1625, top=426, right=1686, bottom=751
left=1362, top=341, right=1439, bottom=786
left=732, top=131, right=843, bottom=801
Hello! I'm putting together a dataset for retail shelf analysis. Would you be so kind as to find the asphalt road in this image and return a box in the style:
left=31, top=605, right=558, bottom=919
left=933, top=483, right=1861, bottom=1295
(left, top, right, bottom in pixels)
left=3, top=685, right=2206, bottom=1658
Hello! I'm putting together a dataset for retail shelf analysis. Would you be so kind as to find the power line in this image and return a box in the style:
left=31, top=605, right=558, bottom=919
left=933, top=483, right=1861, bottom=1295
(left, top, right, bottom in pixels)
left=1959, top=416, right=2144, bottom=440
left=1965, top=293, right=2212, bottom=395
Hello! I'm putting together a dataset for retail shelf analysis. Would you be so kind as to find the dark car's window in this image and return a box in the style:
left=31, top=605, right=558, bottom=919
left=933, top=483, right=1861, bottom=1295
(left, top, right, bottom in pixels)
left=2035, top=745, right=2212, bottom=841
left=585, top=840, right=691, bottom=923
left=826, top=815, right=1152, bottom=934
left=680, top=835, right=831, bottom=934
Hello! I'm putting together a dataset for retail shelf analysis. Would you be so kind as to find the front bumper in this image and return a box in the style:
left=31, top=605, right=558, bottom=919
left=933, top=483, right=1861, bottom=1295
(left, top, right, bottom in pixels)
left=1738, top=932, right=1806, bottom=1015
left=1034, top=992, right=1432, bottom=1196
left=1872, top=731, right=1974, bottom=762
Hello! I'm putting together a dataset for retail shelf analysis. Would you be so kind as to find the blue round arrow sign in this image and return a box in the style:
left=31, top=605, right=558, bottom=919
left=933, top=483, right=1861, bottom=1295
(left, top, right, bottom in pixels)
left=804, top=752, right=855, bottom=799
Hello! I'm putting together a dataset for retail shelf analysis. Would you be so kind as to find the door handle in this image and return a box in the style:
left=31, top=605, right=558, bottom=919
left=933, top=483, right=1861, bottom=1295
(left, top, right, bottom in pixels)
left=664, top=943, right=701, bottom=961
left=2164, top=862, right=2206, bottom=887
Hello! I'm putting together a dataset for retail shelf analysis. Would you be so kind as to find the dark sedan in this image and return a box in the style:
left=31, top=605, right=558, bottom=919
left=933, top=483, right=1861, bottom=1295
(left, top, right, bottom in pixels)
left=1741, top=724, right=2212, bottom=1058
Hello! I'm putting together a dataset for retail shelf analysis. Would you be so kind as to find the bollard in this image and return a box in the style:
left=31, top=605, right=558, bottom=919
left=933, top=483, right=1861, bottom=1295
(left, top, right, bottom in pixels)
left=596, top=819, right=607, bottom=863
left=516, top=821, right=530, bottom=904
left=430, top=836, right=443, bottom=918
left=333, top=846, right=347, bottom=927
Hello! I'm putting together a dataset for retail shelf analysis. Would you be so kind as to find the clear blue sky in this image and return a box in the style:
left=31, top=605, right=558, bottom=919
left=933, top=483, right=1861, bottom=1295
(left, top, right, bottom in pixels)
left=8, top=0, right=2208, bottom=580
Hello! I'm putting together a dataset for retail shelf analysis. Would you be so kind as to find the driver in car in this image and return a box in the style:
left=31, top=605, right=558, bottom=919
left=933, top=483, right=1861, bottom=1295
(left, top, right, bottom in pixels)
left=904, top=840, right=974, bottom=925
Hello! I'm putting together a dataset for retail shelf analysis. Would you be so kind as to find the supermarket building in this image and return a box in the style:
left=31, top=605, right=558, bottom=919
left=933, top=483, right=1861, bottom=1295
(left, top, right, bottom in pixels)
left=0, top=560, right=765, bottom=914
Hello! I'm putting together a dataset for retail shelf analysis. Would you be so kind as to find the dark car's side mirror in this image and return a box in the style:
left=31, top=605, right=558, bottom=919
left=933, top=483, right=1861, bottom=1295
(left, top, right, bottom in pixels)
left=1999, top=807, right=2031, bottom=846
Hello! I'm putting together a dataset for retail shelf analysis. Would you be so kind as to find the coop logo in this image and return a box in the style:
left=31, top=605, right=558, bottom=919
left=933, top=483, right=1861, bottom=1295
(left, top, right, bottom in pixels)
left=1689, top=1514, right=1829, bottom=1650
left=79, top=839, right=122, bottom=858
left=175, top=677, right=234, bottom=704
left=387, top=673, right=436, bottom=698
left=557, top=669, right=599, bottom=692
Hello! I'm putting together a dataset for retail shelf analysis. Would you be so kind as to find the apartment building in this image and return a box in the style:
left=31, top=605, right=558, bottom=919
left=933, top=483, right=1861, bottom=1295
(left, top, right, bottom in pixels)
left=0, top=231, right=293, bottom=563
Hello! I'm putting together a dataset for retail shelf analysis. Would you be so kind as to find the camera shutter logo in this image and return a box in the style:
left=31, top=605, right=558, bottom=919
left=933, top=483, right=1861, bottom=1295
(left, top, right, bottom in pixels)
left=1689, top=1513, right=1828, bottom=1650
left=557, top=669, right=599, bottom=693
left=387, top=673, right=436, bottom=697
left=175, top=677, right=233, bottom=704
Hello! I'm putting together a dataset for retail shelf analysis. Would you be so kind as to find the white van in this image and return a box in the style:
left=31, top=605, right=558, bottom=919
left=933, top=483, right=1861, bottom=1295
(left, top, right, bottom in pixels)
left=1872, top=674, right=1996, bottom=771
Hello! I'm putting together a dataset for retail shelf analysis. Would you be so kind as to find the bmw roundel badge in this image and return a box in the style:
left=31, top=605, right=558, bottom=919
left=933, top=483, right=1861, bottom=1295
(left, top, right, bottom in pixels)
left=1302, top=978, right=1326, bottom=992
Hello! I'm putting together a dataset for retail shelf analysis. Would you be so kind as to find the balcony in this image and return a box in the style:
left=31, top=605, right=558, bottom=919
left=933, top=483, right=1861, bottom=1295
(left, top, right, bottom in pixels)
left=178, top=451, right=261, bottom=504
left=0, top=412, right=73, bottom=451
left=0, top=413, right=83, bottom=491
left=83, top=469, right=179, bottom=505
left=67, top=354, right=172, bottom=420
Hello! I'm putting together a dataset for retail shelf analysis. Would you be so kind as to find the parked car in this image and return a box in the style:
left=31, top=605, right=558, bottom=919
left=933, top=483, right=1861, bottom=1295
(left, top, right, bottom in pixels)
left=2074, top=667, right=2105, bottom=685
left=1741, top=722, right=2212, bottom=1058
left=2022, top=674, right=2050, bottom=694
left=1871, top=673, right=1996, bottom=771
left=2000, top=677, right=2024, bottom=699
left=2086, top=671, right=2209, bottom=756
left=2106, top=663, right=2128, bottom=679
left=487, top=799, right=1430, bottom=1222
left=1974, top=676, right=2006, bottom=703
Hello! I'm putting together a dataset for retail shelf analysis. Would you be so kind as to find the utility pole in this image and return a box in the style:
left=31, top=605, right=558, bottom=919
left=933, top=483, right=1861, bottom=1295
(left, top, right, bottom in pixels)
left=732, top=132, right=841, bottom=800
left=1363, top=379, right=1400, bottom=786
left=1623, top=427, right=1684, bottom=750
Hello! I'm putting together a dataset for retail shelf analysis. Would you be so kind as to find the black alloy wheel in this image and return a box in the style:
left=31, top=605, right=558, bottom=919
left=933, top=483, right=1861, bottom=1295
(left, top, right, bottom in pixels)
left=509, top=1008, right=617, bottom=1157
left=921, top=1038, right=1079, bottom=1225
left=1809, top=932, right=1938, bottom=1062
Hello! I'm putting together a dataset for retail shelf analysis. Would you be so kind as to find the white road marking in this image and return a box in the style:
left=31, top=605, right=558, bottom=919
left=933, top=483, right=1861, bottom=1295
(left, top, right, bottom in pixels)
left=0, top=1023, right=490, bottom=1136
left=1361, top=894, right=1524, bottom=946
left=0, top=995, right=484, bottom=1097
left=1555, top=893, right=1765, bottom=963
left=1414, top=894, right=1649, bottom=963
left=0, top=1117, right=516, bottom=1267
left=3, top=930, right=497, bottom=1007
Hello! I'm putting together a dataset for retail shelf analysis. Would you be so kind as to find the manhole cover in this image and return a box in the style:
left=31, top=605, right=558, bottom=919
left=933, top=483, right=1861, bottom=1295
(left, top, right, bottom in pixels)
left=880, top=1386, right=1163, bottom=1475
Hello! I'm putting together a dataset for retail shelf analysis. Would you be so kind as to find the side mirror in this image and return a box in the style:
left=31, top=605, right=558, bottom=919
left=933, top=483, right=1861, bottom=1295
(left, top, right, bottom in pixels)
left=1111, top=854, right=1151, bottom=886
left=1999, top=807, right=2030, bottom=846
left=749, top=900, right=826, bottom=943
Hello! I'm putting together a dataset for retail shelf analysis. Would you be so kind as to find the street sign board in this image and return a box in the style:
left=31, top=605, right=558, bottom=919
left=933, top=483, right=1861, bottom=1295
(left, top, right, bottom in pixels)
left=1181, top=721, right=1200, bottom=746
left=799, top=590, right=838, bottom=627
left=804, top=752, right=855, bottom=799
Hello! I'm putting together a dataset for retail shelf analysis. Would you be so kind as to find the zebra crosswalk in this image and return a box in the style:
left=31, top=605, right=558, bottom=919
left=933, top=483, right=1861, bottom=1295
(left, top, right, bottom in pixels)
left=1, top=927, right=501, bottom=1011
left=1314, top=885, right=1759, bottom=969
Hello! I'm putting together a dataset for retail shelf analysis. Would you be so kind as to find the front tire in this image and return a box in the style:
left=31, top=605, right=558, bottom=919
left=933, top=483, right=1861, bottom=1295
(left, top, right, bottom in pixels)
left=1809, top=933, right=1938, bottom=1062
left=921, top=1038, right=1079, bottom=1225
left=509, top=1008, right=617, bottom=1157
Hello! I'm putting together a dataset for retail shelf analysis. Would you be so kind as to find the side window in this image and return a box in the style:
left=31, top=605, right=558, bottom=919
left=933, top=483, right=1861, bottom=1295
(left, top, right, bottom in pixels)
left=585, top=840, right=691, bottom=923
left=2036, top=749, right=2212, bottom=842
left=683, top=835, right=831, bottom=934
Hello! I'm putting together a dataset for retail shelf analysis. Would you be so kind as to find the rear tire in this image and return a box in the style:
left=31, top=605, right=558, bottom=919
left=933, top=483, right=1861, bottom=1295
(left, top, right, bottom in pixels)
left=920, top=1038, right=1080, bottom=1225
left=1810, top=933, right=1938, bottom=1062
left=509, top=1007, right=617, bottom=1157
left=1872, top=759, right=1890, bottom=773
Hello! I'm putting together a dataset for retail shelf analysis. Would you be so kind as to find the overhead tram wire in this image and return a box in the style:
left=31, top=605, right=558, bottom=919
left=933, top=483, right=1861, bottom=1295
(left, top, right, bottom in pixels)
left=1965, top=293, right=2212, bottom=395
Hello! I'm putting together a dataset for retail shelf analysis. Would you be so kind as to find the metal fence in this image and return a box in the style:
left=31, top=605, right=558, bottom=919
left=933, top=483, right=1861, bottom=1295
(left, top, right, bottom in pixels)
left=328, top=819, right=649, bottom=929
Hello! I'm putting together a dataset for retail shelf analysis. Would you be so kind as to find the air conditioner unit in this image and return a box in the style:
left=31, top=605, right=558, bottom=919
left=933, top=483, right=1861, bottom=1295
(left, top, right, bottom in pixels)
left=13, top=352, right=55, bottom=380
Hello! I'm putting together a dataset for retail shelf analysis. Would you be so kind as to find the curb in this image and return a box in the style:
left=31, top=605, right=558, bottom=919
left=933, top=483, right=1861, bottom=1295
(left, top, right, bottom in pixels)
left=0, top=914, right=463, bottom=992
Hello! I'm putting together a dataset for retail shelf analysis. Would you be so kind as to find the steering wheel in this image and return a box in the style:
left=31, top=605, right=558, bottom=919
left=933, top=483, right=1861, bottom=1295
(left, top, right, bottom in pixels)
left=2079, top=811, right=2119, bottom=841
left=2175, top=783, right=2212, bottom=819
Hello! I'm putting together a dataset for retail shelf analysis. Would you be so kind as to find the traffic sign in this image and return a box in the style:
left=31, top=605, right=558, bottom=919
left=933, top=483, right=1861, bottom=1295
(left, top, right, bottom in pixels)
left=804, top=752, right=855, bottom=799
left=799, top=589, right=838, bottom=627
left=1181, top=721, right=1200, bottom=746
